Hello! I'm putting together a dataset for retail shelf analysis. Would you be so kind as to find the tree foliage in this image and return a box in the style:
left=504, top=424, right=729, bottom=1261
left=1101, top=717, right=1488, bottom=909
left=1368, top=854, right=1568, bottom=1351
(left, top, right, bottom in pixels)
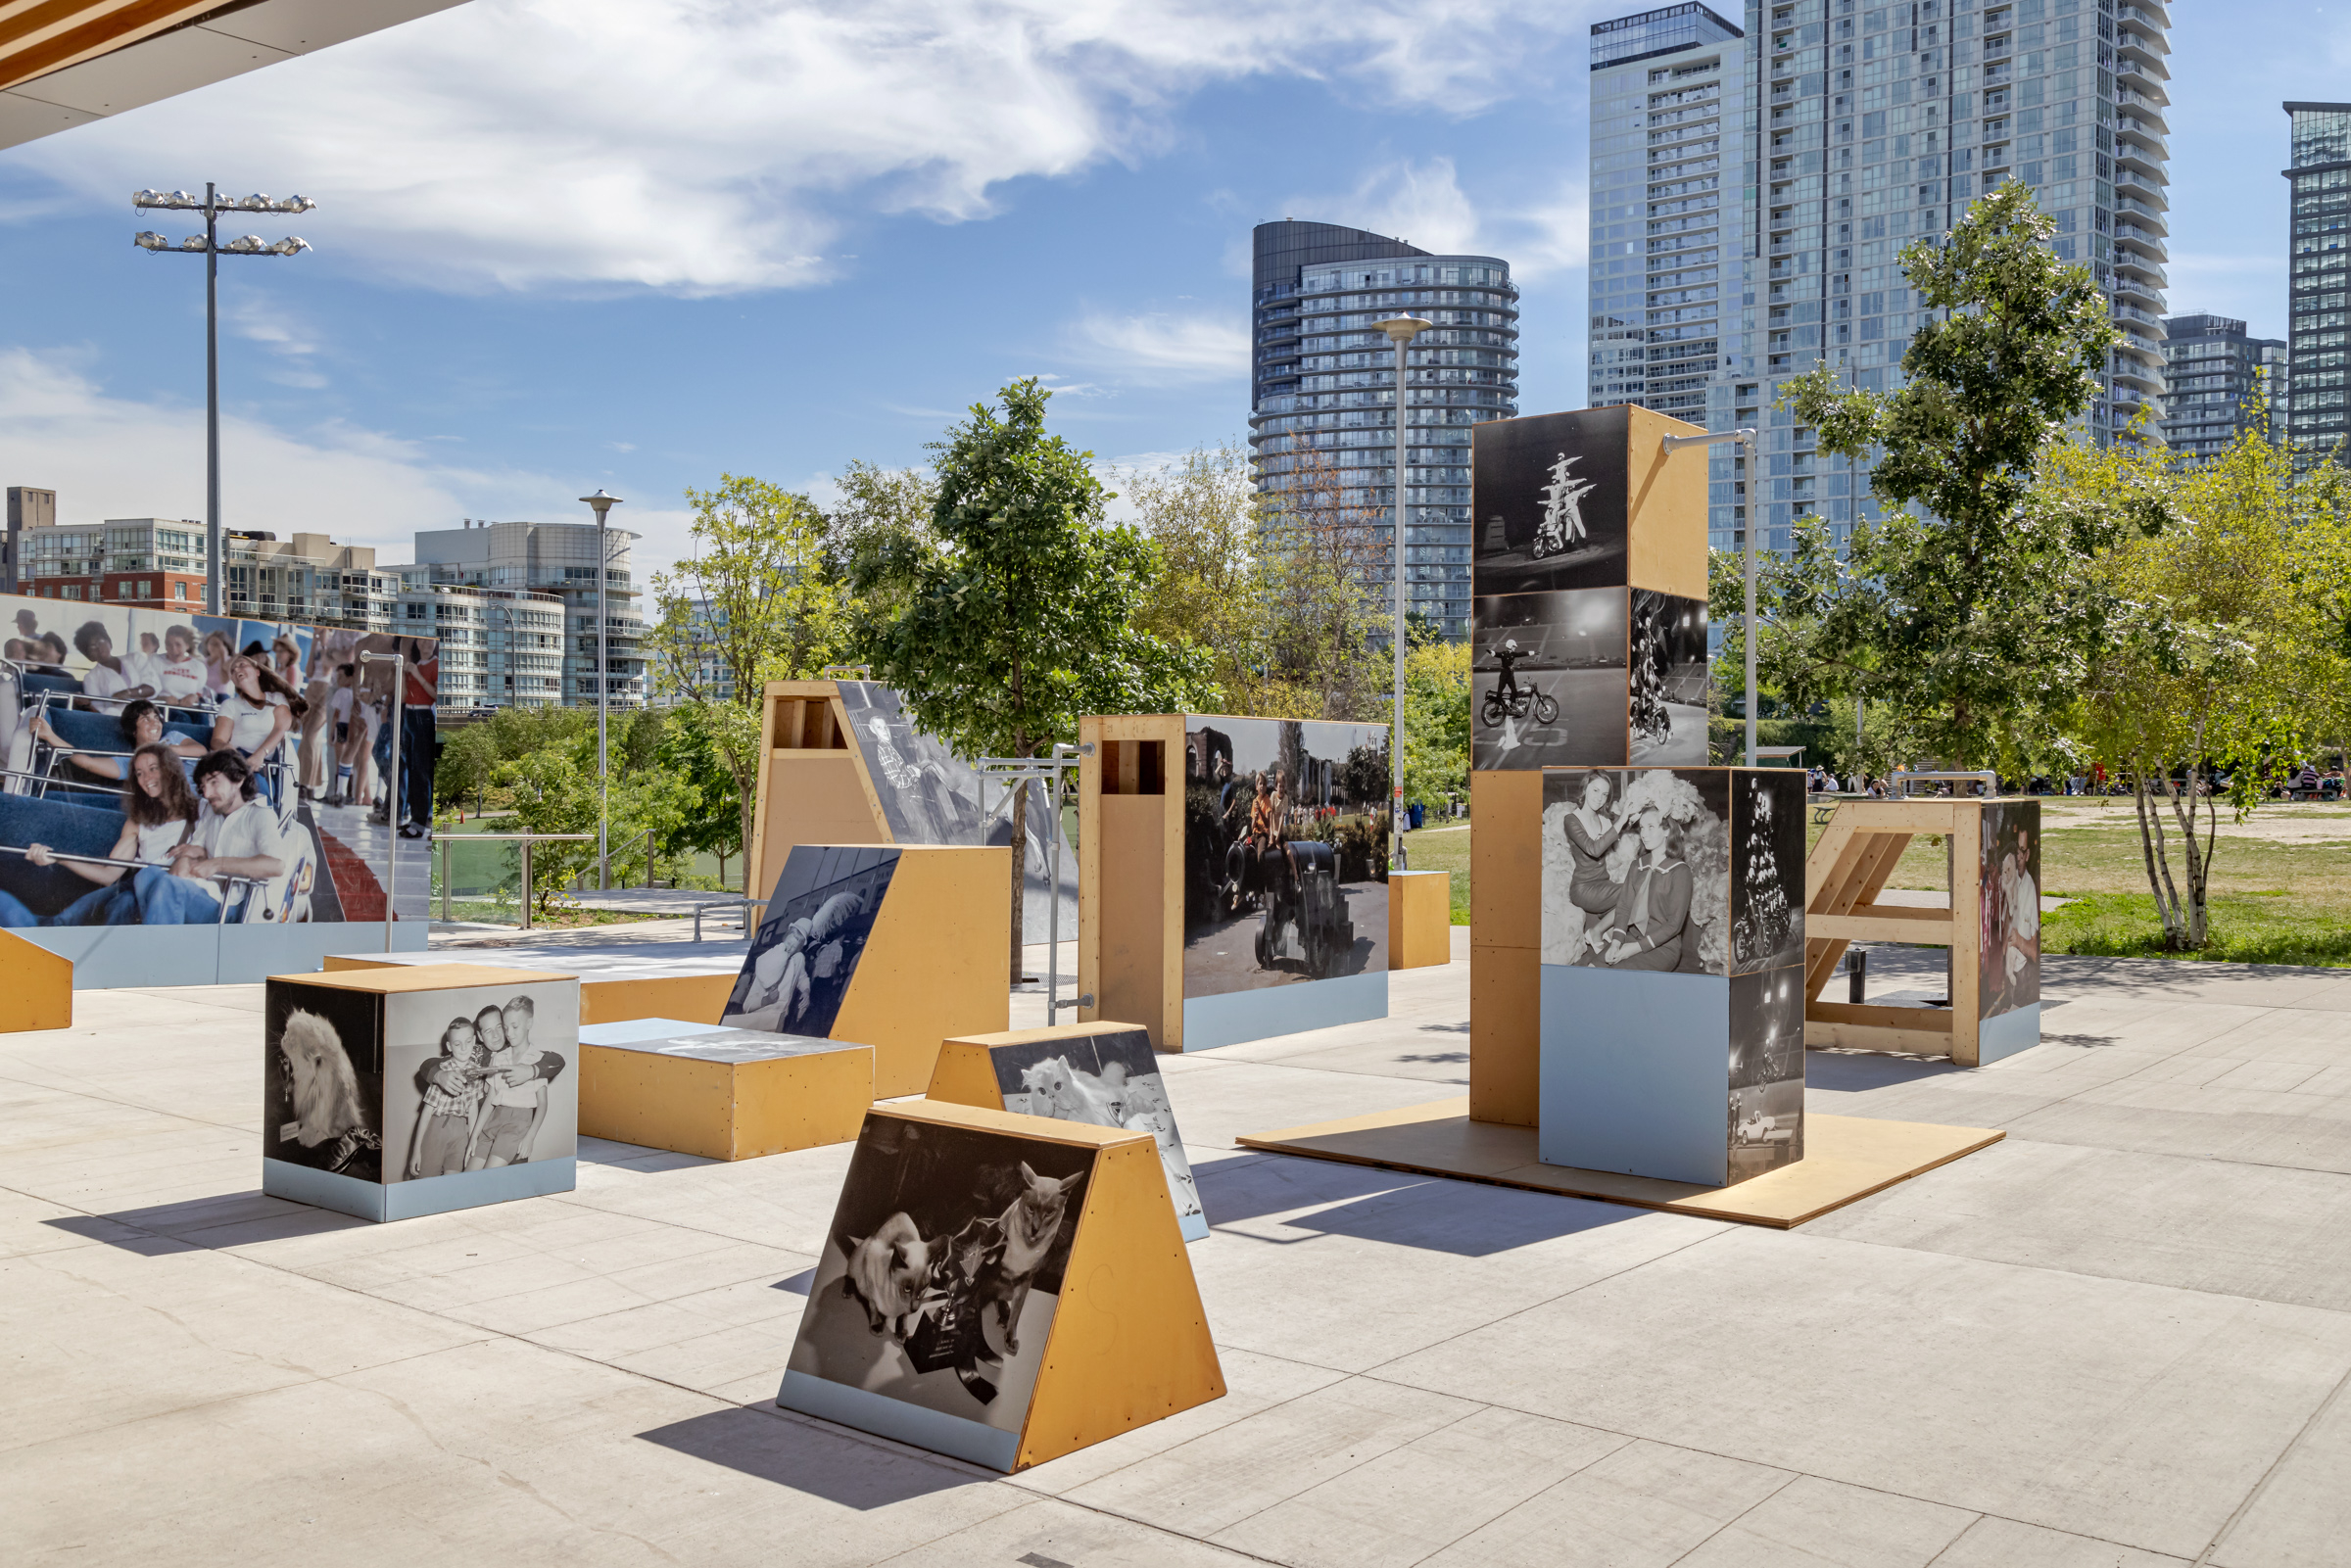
left=831, top=458, right=943, bottom=626
left=1777, top=180, right=2156, bottom=770
left=647, top=473, right=849, bottom=860
left=864, top=379, right=1215, bottom=973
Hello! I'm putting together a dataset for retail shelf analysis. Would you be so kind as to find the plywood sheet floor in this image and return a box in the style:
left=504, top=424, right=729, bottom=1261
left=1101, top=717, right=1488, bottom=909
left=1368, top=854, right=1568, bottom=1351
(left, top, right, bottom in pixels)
left=1238, top=1099, right=2003, bottom=1228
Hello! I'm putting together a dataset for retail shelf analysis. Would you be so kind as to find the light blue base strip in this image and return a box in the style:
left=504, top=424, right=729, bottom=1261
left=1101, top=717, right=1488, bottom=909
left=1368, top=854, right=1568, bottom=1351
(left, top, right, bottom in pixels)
left=1181, top=970, right=1388, bottom=1051
left=1179, top=1210, right=1210, bottom=1244
left=776, top=1369, right=1021, bottom=1471
left=263, top=1156, right=576, bottom=1223
left=1539, top=965, right=1730, bottom=1187
left=1978, top=1002, right=2041, bottom=1066
left=19, top=922, right=429, bottom=989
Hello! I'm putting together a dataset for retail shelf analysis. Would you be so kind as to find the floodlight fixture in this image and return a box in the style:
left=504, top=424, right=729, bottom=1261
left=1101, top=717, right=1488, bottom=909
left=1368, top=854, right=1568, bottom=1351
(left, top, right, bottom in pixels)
left=127, top=180, right=318, bottom=614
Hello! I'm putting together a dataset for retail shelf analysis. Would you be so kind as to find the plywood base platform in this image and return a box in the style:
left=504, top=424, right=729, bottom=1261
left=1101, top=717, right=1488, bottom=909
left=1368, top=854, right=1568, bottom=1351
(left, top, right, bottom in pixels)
left=1236, top=1100, right=2002, bottom=1229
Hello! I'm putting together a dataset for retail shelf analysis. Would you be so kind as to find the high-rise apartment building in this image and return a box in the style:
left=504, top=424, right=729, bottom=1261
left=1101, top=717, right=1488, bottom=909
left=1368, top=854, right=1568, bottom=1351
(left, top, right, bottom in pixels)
left=411, top=517, right=646, bottom=708
left=1248, top=220, right=1519, bottom=640
left=2161, top=314, right=2286, bottom=459
left=1588, top=5, right=1748, bottom=420
left=2285, top=102, right=2351, bottom=465
left=1591, top=1, right=2173, bottom=558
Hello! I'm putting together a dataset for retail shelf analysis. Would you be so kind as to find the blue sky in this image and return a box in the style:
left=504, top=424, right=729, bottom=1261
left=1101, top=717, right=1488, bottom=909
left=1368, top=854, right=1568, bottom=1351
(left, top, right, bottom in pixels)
left=0, top=0, right=2332, bottom=582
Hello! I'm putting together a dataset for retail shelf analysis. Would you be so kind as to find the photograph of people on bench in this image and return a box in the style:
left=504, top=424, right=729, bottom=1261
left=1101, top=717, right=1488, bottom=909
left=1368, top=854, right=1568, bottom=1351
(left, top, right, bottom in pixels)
left=0, top=593, right=439, bottom=928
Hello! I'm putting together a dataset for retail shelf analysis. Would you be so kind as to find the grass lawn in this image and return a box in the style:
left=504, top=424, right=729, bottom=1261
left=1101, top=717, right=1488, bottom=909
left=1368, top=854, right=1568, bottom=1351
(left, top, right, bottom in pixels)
left=1400, top=823, right=1473, bottom=924
left=1413, top=799, right=2351, bottom=964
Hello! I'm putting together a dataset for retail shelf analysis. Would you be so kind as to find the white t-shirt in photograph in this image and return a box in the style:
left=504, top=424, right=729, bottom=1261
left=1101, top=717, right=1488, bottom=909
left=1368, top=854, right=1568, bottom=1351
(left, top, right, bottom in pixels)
left=120, top=649, right=162, bottom=692
left=153, top=654, right=209, bottom=701
left=217, top=690, right=289, bottom=758
left=188, top=797, right=283, bottom=868
left=81, top=661, right=131, bottom=711
left=135, top=815, right=196, bottom=865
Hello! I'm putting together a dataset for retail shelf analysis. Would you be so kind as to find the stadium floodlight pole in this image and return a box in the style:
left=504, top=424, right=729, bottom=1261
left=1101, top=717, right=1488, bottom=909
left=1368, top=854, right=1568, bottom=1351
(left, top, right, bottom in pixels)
left=1374, top=313, right=1433, bottom=869
left=579, top=490, right=623, bottom=889
left=1660, top=426, right=1761, bottom=765
left=132, top=185, right=313, bottom=615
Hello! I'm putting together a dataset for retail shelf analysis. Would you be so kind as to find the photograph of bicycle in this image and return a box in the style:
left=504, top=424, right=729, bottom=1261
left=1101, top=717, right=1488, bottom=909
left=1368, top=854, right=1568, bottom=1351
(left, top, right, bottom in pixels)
left=1471, top=588, right=1630, bottom=771
left=1470, top=407, right=1631, bottom=596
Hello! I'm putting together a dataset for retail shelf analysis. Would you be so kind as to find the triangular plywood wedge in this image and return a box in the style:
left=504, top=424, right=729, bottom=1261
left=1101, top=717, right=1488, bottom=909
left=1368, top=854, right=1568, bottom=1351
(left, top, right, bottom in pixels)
left=777, top=1098, right=1222, bottom=1473
left=0, top=929, right=70, bottom=1032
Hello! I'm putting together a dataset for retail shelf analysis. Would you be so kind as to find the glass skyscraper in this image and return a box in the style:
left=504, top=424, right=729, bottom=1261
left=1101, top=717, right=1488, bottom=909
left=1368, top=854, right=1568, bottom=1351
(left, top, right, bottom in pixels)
left=1588, top=5, right=1748, bottom=421
left=1249, top=220, right=1519, bottom=640
left=2285, top=102, right=2351, bottom=466
left=2161, top=314, right=2286, bottom=460
left=1591, top=1, right=2172, bottom=557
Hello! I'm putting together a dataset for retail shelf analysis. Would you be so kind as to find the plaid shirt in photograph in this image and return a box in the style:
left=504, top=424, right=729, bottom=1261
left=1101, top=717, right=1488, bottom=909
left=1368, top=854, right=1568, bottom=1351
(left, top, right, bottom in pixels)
left=419, top=1067, right=474, bottom=1119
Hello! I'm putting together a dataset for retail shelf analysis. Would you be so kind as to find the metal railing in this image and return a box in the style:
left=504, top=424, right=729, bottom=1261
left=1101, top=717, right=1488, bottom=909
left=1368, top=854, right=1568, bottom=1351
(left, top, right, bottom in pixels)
left=1890, top=770, right=1999, bottom=799
left=975, top=742, right=1081, bottom=1023
left=433, top=832, right=594, bottom=929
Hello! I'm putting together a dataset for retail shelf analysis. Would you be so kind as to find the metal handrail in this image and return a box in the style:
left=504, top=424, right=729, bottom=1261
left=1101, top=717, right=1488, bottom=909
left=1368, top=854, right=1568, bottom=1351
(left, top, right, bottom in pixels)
left=433, top=831, right=595, bottom=930
left=1891, top=770, right=1999, bottom=798
left=693, top=897, right=769, bottom=941
left=976, top=741, right=1081, bottom=1022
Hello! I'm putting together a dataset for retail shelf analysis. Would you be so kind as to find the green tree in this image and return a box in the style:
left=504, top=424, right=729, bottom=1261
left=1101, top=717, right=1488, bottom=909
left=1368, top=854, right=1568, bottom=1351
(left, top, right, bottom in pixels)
left=866, top=379, right=1215, bottom=975
left=1777, top=180, right=2147, bottom=771
left=648, top=473, right=850, bottom=862
left=434, top=722, right=500, bottom=813
left=2063, top=426, right=2341, bottom=948
left=1255, top=440, right=1390, bottom=721
left=495, top=729, right=697, bottom=916
left=831, top=458, right=944, bottom=624
left=1397, top=634, right=1470, bottom=811
left=655, top=699, right=746, bottom=888
left=1123, top=443, right=1277, bottom=712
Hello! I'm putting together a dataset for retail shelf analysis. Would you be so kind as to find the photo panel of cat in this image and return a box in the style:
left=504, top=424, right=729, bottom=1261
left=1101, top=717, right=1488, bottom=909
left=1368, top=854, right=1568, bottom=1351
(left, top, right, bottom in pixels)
left=725, top=845, right=900, bottom=1035
left=264, top=981, right=386, bottom=1183
left=1727, top=965, right=1805, bottom=1183
left=987, top=1026, right=1204, bottom=1241
left=1470, top=407, right=1631, bottom=595
left=1979, top=799, right=2041, bottom=1021
left=1628, top=590, right=1709, bottom=766
left=1472, top=590, right=1629, bottom=772
left=1540, top=767, right=1730, bottom=974
left=1180, top=715, right=1390, bottom=993
left=379, top=980, right=580, bottom=1185
left=785, top=1114, right=1094, bottom=1441
left=1729, top=770, right=1807, bottom=976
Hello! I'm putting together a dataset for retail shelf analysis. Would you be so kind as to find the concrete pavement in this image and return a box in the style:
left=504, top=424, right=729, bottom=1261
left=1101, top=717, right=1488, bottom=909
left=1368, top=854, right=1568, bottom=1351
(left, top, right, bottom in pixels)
left=4, top=933, right=2349, bottom=1565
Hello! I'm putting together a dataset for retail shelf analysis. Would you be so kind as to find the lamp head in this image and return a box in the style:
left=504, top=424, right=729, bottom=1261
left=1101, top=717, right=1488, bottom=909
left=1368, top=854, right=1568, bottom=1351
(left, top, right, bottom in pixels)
left=1374, top=314, right=1435, bottom=345
left=579, top=489, right=623, bottom=520
left=133, top=231, right=168, bottom=252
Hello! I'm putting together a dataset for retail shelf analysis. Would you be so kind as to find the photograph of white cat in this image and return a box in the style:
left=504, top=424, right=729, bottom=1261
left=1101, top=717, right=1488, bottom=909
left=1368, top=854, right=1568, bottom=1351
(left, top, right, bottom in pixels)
left=992, top=1025, right=1206, bottom=1242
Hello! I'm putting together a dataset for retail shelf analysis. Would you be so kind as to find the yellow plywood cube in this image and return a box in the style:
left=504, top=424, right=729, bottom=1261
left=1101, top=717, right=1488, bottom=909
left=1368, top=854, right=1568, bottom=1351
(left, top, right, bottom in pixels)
left=1388, top=870, right=1454, bottom=970
left=578, top=1019, right=871, bottom=1161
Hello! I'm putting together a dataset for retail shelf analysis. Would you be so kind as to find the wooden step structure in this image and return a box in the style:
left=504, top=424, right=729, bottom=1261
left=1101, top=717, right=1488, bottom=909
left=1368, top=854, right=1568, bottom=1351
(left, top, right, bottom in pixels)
left=1801, top=797, right=2042, bottom=1068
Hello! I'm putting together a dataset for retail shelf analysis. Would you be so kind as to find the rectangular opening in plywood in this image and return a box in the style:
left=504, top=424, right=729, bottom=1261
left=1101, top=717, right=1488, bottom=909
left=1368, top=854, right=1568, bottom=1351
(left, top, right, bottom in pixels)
left=1102, top=738, right=1165, bottom=796
left=771, top=696, right=847, bottom=750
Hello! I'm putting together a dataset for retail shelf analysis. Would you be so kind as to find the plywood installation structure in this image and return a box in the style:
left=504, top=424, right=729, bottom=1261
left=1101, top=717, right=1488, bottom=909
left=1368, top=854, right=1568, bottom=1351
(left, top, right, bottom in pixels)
left=745, top=679, right=1074, bottom=943
left=1802, top=796, right=2042, bottom=1068
left=1079, top=713, right=1391, bottom=1052
left=776, top=1098, right=1223, bottom=1472
left=577, top=1019, right=871, bottom=1161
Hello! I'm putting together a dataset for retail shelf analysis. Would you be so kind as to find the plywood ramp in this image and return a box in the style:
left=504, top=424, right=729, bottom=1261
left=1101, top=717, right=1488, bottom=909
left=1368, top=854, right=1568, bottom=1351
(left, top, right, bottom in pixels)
left=832, top=845, right=1011, bottom=1097
left=1239, top=1099, right=2003, bottom=1229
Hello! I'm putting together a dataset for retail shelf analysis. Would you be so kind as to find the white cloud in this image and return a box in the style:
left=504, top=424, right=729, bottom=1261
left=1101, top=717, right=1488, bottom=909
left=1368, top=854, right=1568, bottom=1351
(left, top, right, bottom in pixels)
left=1070, top=311, right=1250, bottom=380
left=0, top=345, right=701, bottom=582
left=1283, top=158, right=1588, bottom=281
left=3, top=0, right=1609, bottom=296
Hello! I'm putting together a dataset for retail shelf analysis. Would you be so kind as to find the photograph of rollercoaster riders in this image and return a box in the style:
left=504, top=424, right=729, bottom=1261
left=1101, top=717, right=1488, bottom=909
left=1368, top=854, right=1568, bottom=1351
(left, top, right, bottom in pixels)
left=0, top=590, right=437, bottom=963
left=1470, top=406, right=1631, bottom=596
left=1180, top=716, right=1389, bottom=997
left=1471, top=589, right=1629, bottom=771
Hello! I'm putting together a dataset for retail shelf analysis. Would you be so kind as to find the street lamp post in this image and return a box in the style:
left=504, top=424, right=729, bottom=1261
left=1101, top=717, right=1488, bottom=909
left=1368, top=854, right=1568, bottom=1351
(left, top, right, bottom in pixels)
left=1374, top=313, right=1433, bottom=869
left=1659, top=426, right=1762, bottom=764
left=579, top=490, right=622, bottom=889
left=132, top=186, right=313, bottom=615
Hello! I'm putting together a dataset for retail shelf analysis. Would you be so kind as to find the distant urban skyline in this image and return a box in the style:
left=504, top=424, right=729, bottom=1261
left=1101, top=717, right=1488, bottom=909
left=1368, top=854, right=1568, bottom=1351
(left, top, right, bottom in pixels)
left=0, top=0, right=2328, bottom=591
